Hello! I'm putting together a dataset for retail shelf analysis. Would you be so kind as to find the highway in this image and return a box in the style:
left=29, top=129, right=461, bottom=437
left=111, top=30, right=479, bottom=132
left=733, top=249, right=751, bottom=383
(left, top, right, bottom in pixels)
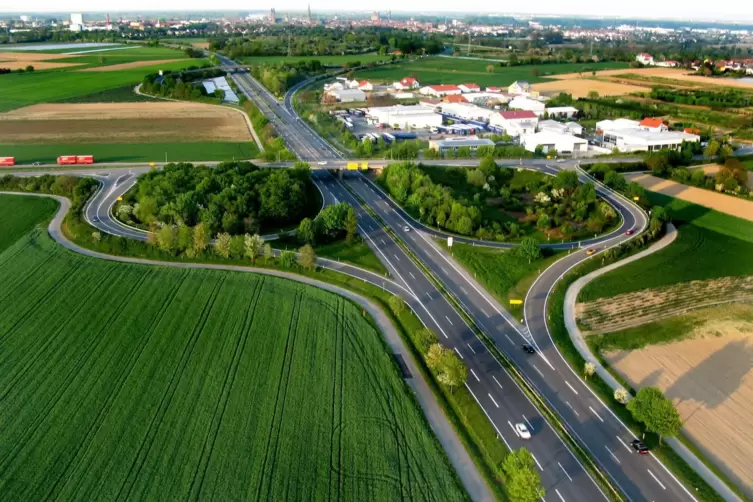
left=223, top=66, right=701, bottom=501
left=10, top=60, right=705, bottom=501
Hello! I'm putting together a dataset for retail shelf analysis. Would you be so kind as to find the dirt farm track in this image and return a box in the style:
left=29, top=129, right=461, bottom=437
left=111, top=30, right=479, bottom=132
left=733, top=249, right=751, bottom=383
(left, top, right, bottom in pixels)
left=0, top=103, right=252, bottom=144
left=604, top=304, right=753, bottom=497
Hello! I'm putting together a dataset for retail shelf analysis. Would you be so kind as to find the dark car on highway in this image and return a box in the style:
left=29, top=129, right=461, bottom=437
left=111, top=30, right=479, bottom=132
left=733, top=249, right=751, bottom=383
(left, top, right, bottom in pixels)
left=631, top=439, right=650, bottom=454
left=522, top=344, right=535, bottom=354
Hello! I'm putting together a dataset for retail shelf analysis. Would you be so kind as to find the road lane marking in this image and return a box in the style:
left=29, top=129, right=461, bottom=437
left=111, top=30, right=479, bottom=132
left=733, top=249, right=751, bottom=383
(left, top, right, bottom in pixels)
left=454, top=347, right=464, bottom=360
left=589, top=406, right=604, bottom=423
left=465, top=383, right=512, bottom=450
left=492, top=375, right=503, bottom=389
left=466, top=343, right=476, bottom=354
left=460, top=287, right=469, bottom=295
left=555, top=488, right=566, bottom=502
left=470, top=369, right=480, bottom=382
left=508, top=421, right=518, bottom=437
left=564, top=380, right=579, bottom=395
left=533, top=365, right=544, bottom=377
left=441, top=267, right=449, bottom=275
left=381, top=238, right=386, bottom=245
left=504, top=334, right=515, bottom=345
left=606, top=446, right=620, bottom=464
left=393, top=254, right=400, bottom=261
left=523, top=415, right=535, bottom=432
left=409, top=272, right=416, bottom=280
left=480, top=306, right=490, bottom=317
left=532, top=453, right=543, bottom=471
left=647, top=469, right=666, bottom=490
left=558, top=462, right=572, bottom=482
left=565, top=401, right=580, bottom=417
left=426, top=293, right=431, bottom=301
left=445, top=315, right=454, bottom=326
left=488, top=393, right=499, bottom=408
left=617, top=436, right=632, bottom=453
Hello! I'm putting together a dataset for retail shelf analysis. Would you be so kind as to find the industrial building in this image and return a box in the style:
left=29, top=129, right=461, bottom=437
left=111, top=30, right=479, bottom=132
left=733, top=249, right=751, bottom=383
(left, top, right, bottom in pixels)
left=490, top=110, right=539, bottom=137
left=428, top=136, right=495, bottom=153
left=538, top=119, right=584, bottom=136
left=508, top=96, right=547, bottom=116
left=545, top=106, right=579, bottom=119
left=419, top=84, right=462, bottom=97
left=600, top=128, right=700, bottom=152
left=366, top=105, right=442, bottom=129
left=521, top=131, right=588, bottom=155
left=326, top=88, right=366, bottom=103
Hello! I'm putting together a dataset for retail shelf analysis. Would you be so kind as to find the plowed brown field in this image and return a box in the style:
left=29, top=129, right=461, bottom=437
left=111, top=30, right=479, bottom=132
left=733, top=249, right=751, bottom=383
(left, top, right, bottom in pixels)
left=0, top=103, right=251, bottom=143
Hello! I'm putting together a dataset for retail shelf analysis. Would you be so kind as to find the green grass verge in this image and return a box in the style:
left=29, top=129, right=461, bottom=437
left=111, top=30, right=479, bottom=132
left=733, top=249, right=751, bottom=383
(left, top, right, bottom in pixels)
left=354, top=58, right=630, bottom=88
left=588, top=303, right=753, bottom=353
left=0, top=225, right=467, bottom=501
left=0, top=59, right=207, bottom=112
left=443, top=241, right=564, bottom=319
left=0, top=142, right=259, bottom=164
left=0, top=194, right=58, bottom=252
left=276, top=236, right=388, bottom=275
left=579, top=192, right=753, bottom=301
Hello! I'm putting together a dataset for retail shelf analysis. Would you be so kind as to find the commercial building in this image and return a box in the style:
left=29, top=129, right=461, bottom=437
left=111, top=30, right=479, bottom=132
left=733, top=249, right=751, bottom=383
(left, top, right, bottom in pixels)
left=393, top=77, right=420, bottom=90
left=419, top=84, right=462, bottom=97
left=639, top=117, right=668, bottom=132
left=595, top=118, right=640, bottom=131
left=545, top=106, right=579, bottom=119
left=443, top=94, right=468, bottom=103
left=436, top=102, right=498, bottom=123
left=508, top=81, right=531, bottom=95
left=600, top=128, right=700, bottom=152
left=366, top=105, right=442, bottom=129
left=326, top=88, right=366, bottom=103
left=458, top=83, right=481, bottom=93
left=508, top=96, right=546, bottom=116
left=428, top=136, right=495, bottom=153
left=358, top=80, right=374, bottom=91
left=521, top=131, right=587, bottom=154
left=538, top=119, right=583, bottom=136
left=490, top=110, right=539, bottom=136
left=636, top=53, right=654, bottom=65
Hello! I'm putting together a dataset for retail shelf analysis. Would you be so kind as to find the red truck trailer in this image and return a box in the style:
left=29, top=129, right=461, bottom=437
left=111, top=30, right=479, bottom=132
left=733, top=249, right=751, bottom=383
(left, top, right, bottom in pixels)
left=76, top=155, right=94, bottom=164
left=0, top=157, right=15, bottom=167
left=57, top=156, right=78, bottom=165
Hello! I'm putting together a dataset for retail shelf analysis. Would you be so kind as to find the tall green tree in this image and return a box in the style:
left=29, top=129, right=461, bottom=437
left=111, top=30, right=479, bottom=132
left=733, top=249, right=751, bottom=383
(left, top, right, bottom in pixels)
left=517, top=237, right=542, bottom=264
left=298, top=244, right=317, bottom=270
left=214, top=232, right=232, bottom=258
left=156, top=225, right=178, bottom=255
left=244, top=233, right=265, bottom=263
left=627, top=387, right=682, bottom=444
left=501, top=449, right=546, bottom=502
left=193, top=222, right=211, bottom=255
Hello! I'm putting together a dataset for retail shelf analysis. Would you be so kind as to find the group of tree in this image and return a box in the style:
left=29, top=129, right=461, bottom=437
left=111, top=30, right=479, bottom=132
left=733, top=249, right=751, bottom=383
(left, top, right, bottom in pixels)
left=249, top=60, right=322, bottom=96
left=426, top=343, right=467, bottom=393
left=241, top=99, right=295, bottom=161
left=295, top=202, right=358, bottom=245
left=424, top=144, right=532, bottom=161
left=650, top=87, right=752, bottom=110
left=500, top=449, right=546, bottom=502
left=627, top=387, right=682, bottom=445
left=669, top=157, right=749, bottom=195
left=643, top=142, right=703, bottom=178
left=141, top=67, right=226, bottom=102
left=118, top=162, right=315, bottom=237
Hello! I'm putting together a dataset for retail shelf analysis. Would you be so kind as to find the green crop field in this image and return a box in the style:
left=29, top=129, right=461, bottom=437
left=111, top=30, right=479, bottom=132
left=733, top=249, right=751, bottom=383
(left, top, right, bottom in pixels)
left=58, top=47, right=191, bottom=69
left=0, top=142, right=259, bottom=164
left=0, top=223, right=466, bottom=501
left=579, top=191, right=753, bottom=301
left=0, top=194, right=58, bottom=252
left=241, top=53, right=387, bottom=66
left=354, top=57, right=630, bottom=87
left=0, top=59, right=206, bottom=112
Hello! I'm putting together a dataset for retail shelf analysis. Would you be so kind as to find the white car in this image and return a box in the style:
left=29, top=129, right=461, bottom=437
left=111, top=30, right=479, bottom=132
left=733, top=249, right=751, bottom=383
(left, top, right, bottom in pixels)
left=317, top=161, right=328, bottom=166
left=556, top=159, right=566, bottom=163
left=403, top=226, right=410, bottom=232
left=515, top=423, right=531, bottom=439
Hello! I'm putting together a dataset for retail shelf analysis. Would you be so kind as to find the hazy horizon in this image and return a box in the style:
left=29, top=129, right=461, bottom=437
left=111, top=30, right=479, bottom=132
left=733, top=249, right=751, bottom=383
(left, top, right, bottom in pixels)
left=1, top=2, right=750, bottom=24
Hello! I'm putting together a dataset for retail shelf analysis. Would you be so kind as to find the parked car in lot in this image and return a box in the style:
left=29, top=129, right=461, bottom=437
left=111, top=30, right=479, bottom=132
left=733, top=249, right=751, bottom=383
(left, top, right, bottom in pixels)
left=631, top=439, right=650, bottom=454
left=515, top=423, right=531, bottom=439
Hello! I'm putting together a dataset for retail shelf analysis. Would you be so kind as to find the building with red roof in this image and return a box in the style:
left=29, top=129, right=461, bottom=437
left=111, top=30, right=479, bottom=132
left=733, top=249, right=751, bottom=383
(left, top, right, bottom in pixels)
left=443, top=94, right=468, bottom=103
left=393, top=77, right=420, bottom=90
left=419, top=84, right=462, bottom=97
left=639, top=117, right=667, bottom=132
left=458, top=83, right=481, bottom=93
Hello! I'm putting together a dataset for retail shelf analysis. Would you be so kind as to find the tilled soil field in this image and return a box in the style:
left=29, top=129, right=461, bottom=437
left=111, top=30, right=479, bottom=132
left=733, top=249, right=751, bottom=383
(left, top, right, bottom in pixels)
left=0, top=103, right=251, bottom=143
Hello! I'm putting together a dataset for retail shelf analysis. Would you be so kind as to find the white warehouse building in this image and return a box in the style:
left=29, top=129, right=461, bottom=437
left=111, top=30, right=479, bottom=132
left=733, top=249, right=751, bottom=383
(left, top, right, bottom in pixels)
left=601, top=128, right=700, bottom=153
left=521, top=131, right=587, bottom=155
left=429, top=136, right=495, bottom=153
left=366, top=105, right=442, bottom=129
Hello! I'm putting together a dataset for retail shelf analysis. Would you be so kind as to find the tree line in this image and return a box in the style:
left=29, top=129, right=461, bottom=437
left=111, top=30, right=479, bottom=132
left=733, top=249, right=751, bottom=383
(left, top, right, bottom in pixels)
left=140, top=67, right=227, bottom=102
left=649, top=87, right=753, bottom=110
left=117, top=162, right=316, bottom=237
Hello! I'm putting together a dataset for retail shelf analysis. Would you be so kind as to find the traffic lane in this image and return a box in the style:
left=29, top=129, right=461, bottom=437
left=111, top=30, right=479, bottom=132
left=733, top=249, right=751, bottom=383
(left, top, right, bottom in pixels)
left=344, top=175, right=608, bottom=500
left=86, top=176, right=148, bottom=240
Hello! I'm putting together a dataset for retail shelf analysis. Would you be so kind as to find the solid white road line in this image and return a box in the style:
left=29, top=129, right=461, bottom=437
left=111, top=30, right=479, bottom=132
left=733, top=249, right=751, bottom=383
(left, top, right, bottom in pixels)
left=523, top=415, right=535, bottom=432
left=617, top=436, right=632, bottom=453
left=564, top=380, right=579, bottom=395
left=589, top=406, right=605, bottom=423
left=532, top=453, right=543, bottom=471
left=470, top=369, right=480, bottom=382
left=454, top=347, right=464, bottom=360
left=488, top=393, right=500, bottom=408
left=533, top=365, right=544, bottom=377
left=492, top=375, right=503, bottom=389
left=445, top=315, right=454, bottom=326
left=508, top=421, right=518, bottom=437
left=606, top=446, right=620, bottom=464
left=466, top=342, right=476, bottom=354
left=647, top=469, right=667, bottom=490
left=558, top=462, right=573, bottom=482
left=565, top=401, right=580, bottom=417
left=555, top=488, right=566, bottom=502
left=504, top=334, right=515, bottom=345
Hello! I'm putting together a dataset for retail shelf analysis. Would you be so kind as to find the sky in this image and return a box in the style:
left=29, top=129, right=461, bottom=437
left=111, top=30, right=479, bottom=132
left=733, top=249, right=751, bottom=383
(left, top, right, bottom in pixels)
left=2, top=1, right=750, bottom=23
